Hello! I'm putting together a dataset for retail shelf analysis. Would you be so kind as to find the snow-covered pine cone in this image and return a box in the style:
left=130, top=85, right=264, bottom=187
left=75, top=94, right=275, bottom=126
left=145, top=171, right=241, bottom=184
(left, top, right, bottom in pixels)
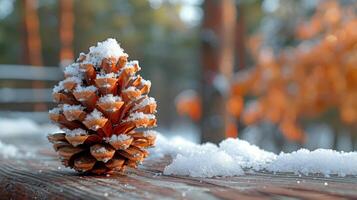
left=48, top=38, right=157, bottom=175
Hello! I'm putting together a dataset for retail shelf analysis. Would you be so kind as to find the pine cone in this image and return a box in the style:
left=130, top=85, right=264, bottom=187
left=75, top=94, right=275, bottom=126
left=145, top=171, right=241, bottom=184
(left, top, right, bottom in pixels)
left=48, top=38, right=157, bottom=175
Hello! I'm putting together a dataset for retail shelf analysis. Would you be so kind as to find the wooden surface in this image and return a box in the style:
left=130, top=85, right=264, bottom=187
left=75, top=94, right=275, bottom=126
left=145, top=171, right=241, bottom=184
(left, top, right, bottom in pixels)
left=1, top=136, right=357, bottom=200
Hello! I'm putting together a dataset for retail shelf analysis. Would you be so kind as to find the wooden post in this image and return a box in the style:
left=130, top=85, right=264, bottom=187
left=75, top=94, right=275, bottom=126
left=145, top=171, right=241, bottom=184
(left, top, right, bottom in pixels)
left=59, top=0, right=74, bottom=67
left=200, top=0, right=237, bottom=143
left=23, top=0, right=46, bottom=111
left=23, top=0, right=43, bottom=66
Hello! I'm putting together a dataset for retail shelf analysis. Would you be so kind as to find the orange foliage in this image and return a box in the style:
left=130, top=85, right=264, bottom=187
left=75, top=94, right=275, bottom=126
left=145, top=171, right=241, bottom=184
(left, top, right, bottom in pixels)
left=176, top=90, right=202, bottom=122
left=231, top=0, right=357, bottom=142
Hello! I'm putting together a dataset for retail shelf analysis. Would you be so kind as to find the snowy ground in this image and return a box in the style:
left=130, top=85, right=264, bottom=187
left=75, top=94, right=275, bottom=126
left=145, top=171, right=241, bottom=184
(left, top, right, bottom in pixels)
left=1, top=117, right=357, bottom=178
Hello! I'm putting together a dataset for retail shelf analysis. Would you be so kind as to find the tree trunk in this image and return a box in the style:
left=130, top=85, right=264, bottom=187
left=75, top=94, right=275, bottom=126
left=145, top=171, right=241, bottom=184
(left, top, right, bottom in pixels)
left=59, top=0, right=74, bottom=67
left=200, top=0, right=237, bottom=143
left=23, top=0, right=46, bottom=111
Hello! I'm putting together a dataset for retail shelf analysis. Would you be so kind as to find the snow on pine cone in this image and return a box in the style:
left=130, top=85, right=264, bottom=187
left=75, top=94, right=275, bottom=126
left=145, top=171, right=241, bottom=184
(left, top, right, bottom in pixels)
left=48, top=38, right=157, bottom=175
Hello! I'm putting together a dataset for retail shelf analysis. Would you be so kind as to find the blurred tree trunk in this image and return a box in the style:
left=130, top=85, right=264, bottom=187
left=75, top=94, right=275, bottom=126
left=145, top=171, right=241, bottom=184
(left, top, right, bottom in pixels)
left=59, top=0, right=74, bottom=67
left=200, top=0, right=237, bottom=143
left=22, top=0, right=46, bottom=111
left=235, top=5, right=245, bottom=70
left=22, top=0, right=43, bottom=66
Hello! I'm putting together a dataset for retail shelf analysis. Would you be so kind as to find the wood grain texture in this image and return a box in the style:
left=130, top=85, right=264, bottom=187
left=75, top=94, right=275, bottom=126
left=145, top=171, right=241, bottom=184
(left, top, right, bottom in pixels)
left=0, top=140, right=357, bottom=200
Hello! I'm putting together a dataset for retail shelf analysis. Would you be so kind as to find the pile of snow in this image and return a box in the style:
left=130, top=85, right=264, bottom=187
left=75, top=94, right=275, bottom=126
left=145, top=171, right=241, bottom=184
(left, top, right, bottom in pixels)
left=152, top=134, right=357, bottom=178
left=98, top=94, right=122, bottom=103
left=83, top=38, right=127, bottom=67
left=266, top=149, right=357, bottom=177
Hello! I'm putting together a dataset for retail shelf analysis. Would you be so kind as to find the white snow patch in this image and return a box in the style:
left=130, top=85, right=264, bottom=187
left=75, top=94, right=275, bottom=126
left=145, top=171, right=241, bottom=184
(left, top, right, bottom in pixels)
left=124, top=112, right=155, bottom=122
left=265, top=149, right=357, bottom=177
left=53, top=77, right=82, bottom=93
left=63, top=128, right=87, bottom=136
left=63, top=76, right=82, bottom=84
left=97, top=72, right=117, bottom=79
left=141, top=79, right=151, bottom=87
left=52, top=81, right=65, bottom=93
left=127, top=60, right=139, bottom=66
left=106, top=134, right=131, bottom=143
left=85, top=109, right=104, bottom=121
left=152, top=133, right=357, bottom=178
left=74, top=85, right=97, bottom=93
left=219, top=138, right=276, bottom=170
left=133, top=97, right=156, bottom=110
left=63, top=104, right=84, bottom=111
left=123, top=86, right=138, bottom=93
left=64, top=63, right=82, bottom=77
left=95, top=147, right=108, bottom=153
left=119, top=61, right=141, bottom=74
left=83, top=38, right=127, bottom=67
left=49, top=107, right=62, bottom=114
left=164, top=150, right=244, bottom=177
left=99, top=94, right=122, bottom=103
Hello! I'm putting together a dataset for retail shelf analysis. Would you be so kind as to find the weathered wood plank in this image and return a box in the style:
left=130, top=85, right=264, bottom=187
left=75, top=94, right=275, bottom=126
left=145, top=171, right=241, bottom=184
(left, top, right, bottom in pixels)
left=0, top=140, right=357, bottom=200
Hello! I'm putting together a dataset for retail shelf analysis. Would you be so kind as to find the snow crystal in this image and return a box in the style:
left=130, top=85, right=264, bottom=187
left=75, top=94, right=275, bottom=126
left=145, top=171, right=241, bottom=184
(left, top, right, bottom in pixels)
left=122, top=86, right=138, bottom=92
left=52, top=81, right=65, bottom=93
left=97, top=72, right=117, bottom=79
left=124, top=112, right=155, bottom=122
left=127, top=60, right=139, bottom=66
left=63, top=76, right=82, bottom=84
left=83, top=38, right=127, bottom=67
left=63, top=128, right=87, bottom=136
left=95, top=147, right=108, bottom=153
left=63, top=104, right=84, bottom=111
left=120, top=61, right=141, bottom=73
left=141, top=79, right=151, bottom=86
left=53, top=77, right=82, bottom=94
left=133, top=97, right=156, bottom=110
left=49, top=107, right=62, bottom=114
left=74, top=85, right=97, bottom=93
left=64, top=63, right=82, bottom=77
left=85, top=109, right=104, bottom=121
left=98, top=94, right=122, bottom=103
left=106, top=134, right=131, bottom=142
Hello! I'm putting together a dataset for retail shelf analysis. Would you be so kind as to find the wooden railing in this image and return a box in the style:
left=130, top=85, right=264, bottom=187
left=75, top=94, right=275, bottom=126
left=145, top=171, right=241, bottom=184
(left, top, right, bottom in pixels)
left=0, top=64, right=63, bottom=122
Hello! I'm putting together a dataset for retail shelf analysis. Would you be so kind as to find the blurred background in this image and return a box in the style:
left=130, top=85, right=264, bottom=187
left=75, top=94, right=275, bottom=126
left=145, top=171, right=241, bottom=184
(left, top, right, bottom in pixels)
left=0, top=0, right=357, bottom=153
